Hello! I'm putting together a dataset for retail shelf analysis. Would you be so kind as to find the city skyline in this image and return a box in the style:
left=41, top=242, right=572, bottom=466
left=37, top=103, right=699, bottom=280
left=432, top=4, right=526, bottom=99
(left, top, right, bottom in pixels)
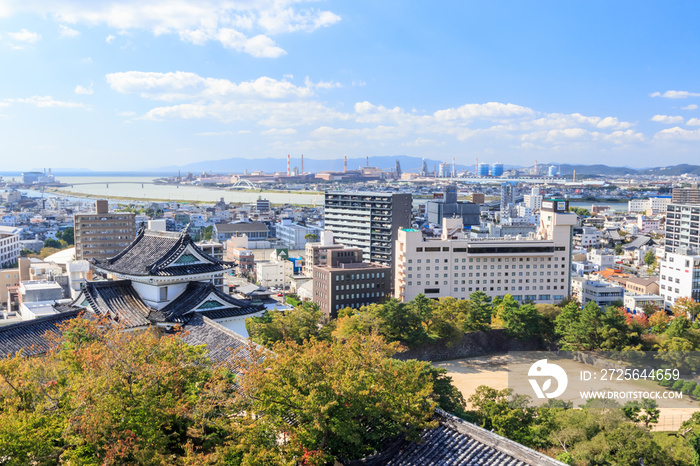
left=1, top=1, right=700, bottom=170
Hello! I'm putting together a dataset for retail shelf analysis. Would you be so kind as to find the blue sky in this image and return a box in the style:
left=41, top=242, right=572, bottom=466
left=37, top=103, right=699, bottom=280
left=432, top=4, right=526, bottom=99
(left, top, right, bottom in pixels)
left=1, top=1, right=699, bottom=171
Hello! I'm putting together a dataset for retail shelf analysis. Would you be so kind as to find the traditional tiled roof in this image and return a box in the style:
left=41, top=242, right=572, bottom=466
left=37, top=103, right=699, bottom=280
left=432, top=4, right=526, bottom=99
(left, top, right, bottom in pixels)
left=180, top=314, right=257, bottom=370
left=94, top=227, right=233, bottom=277
left=353, top=409, right=564, bottom=466
left=151, top=281, right=263, bottom=324
left=0, top=310, right=82, bottom=358
left=623, top=235, right=656, bottom=250
left=81, top=280, right=152, bottom=328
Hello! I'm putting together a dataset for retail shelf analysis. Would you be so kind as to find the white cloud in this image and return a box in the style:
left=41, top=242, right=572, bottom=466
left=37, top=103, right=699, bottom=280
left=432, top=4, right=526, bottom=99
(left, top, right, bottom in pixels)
left=196, top=130, right=236, bottom=136
left=118, top=111, right=136, bottom=117
left=59, top=24, right=80, bottom=37
left=261, top=128, right=297, bottom=135
left=686, top=118, right=700, bottom=126
left=106, top=71, right=313, bottom=101
left=651, top=114, right=684, bottom=124
left=106, top=35, right=115, bottom=43
left=1, top=1, right=340, bottom=58
left=4, top=28, right=41, bottom=48
left=305, top=76, right=341, bottom=90
left=650, top=90, right=700, bottom=99
left=74, top=83, right=93, bottom=95
left=683, top=104, right=699, bottom=110
left=2, top=95, right=86, bottom=108
left=656, top=126, right=700, bottom=140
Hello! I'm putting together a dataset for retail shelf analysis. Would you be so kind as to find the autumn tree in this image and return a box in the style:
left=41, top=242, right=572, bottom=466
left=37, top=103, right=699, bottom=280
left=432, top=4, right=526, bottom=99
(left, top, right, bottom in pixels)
left=231, top=333, right=438, bottom=464
left=246, top=302, right=334, bottom=347
left=673, top=297, right=700, bottom=321
left=0, top=317, right=231, bottom=464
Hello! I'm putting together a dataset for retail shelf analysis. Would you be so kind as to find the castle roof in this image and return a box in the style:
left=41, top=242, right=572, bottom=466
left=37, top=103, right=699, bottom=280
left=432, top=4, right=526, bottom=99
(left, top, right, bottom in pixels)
left=93, top=227, right=233, bottom=277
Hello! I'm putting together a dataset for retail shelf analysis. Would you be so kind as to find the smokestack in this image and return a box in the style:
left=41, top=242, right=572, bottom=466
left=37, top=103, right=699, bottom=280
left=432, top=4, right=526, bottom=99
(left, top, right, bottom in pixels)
left=366, top=156, right=369, bottom=168
left=344, top=155, right=347, bottom=173
left=301, top=154, right=304, bottom=174
left=287, top=154, right=291, bottom=177
left=452, top=157, right=456, bottom=178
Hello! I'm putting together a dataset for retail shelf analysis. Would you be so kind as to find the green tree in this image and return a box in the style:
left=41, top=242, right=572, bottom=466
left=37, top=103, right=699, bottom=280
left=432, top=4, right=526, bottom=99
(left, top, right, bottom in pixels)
left=465, top=291, right=492, bottom=331
left=498, top=297, right=542, bottom=341
left=246, top=302, right=334, bottom=347
left=58, top=227, right=74, bottom=245
left=622, top=399, right=660, bottom=428
left=643, top=249, right=656, bottom=268
left=467, top=386, right=537, bottom=447
left=43, top=238, right=62, bottom=249
left=304, top=233, right=318, bottom=242
left=233, top=333, right=438, bottom=464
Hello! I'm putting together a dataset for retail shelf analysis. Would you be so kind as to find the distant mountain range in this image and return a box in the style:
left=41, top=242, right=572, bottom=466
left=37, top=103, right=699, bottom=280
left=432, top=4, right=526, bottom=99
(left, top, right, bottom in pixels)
left=554, top=164, right=700, bottom=176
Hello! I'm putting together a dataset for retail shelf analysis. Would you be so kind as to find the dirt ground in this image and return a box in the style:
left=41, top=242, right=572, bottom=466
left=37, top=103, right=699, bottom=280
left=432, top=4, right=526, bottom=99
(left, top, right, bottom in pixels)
left=433, top=354, right=700, bottom=431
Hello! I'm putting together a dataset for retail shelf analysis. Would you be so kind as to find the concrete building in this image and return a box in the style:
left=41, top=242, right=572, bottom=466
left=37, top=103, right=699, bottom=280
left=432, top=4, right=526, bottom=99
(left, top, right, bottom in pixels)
left=523, top=187, right=543, bottom=211
left=74, top=200, right=136, bottom=261
left=195, top=240, right=224, bottom=260
left=324, top=191, right=412, bottom=268
left=625, top=276, right=659, bottom=296
left=672, top=188, right=700, bottom=205
left=637, top=215, right=660, bottom=234
left=500, top=182, right=515, bottom=218
left=312, top=261, right=391, bottom=317
left=304, top=231, right=345, bottom=276
left=0, top=226, right=21, bottom=268
left=394, top=200, right=576, bottom=304
left=659, top=249, right=700, bottom=310
left=571, top=277, right=624, bottom=308
left=256, top=198, right=271, bottom=212
left=0, top=267, right=20, bottom=310
left=665, top=201, right=700, bottom=254
left=588, top=249, right=616, bottom=271
left=213, top=222, right=270, bottom=249
left=572, top=227, right=601, bottom=249
left=624, top=293, right=665, bottom=314
left=426, top=185, right=480, bottom=228
left=628, top=196, right=672, bottom=214
left=276, top=219, right=322, bottom=249
left=256, top=249, right=293, bottom=289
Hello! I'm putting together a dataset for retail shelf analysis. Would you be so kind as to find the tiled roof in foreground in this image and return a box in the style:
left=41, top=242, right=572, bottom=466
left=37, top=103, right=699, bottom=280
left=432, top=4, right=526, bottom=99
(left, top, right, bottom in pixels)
left=180, top=314, right=258, bottom=370
left=353, top=409, right=565, bottom=466
left=0, top=310, right=81, bottom=358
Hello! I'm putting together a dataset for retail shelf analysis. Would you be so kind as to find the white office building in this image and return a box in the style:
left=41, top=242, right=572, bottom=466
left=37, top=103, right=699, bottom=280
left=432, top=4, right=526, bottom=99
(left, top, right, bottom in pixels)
left=659, top=249, right=700, bottom=311
left=0, top=226, right=21, bottom=268
left=394, top=200, right=576, bottom=304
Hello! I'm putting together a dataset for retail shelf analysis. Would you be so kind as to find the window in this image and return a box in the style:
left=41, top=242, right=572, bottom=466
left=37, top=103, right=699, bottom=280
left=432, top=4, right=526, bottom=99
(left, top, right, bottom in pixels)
left=159, top=286, right=168, bottom=301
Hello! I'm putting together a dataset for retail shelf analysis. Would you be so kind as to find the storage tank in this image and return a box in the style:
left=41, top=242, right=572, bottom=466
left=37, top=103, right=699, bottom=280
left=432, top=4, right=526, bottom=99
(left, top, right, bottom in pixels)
left=548, top=165, right=558, bottom=177
left=477, top=163, right=490, bottom=177
left=491, top=163, right=504, bottom=177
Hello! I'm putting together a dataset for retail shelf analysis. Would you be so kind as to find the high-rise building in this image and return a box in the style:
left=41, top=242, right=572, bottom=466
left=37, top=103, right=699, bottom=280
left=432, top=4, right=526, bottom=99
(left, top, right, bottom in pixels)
left=323, top=191, right=412, bottom=269
left=74, top=200, right=136, bottom=262
left=672, top=188, right=700, bottom=205
left=394, top=200, right=576, bottom=303
left=0, top=226, right=21, bottom=268
left=500, top=182, right=515, bottom=218
left=664, top=189, right=700, bottom=253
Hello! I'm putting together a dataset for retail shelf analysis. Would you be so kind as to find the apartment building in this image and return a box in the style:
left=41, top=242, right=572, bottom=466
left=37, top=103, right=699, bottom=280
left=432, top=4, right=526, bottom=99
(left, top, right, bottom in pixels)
left=324, top=191, right=412, bottom=268
left=0, top=226, right=21, bottom=268
left=659, top=250, right=700, bottom=310
left=394, top=200, right=576, bottom=304
left=74, top=200, right=136, bottom=261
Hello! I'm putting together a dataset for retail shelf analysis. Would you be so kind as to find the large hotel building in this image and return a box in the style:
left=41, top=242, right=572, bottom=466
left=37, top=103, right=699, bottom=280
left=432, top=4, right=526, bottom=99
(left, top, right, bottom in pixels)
left=394, top=200, right=576, bottom=304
